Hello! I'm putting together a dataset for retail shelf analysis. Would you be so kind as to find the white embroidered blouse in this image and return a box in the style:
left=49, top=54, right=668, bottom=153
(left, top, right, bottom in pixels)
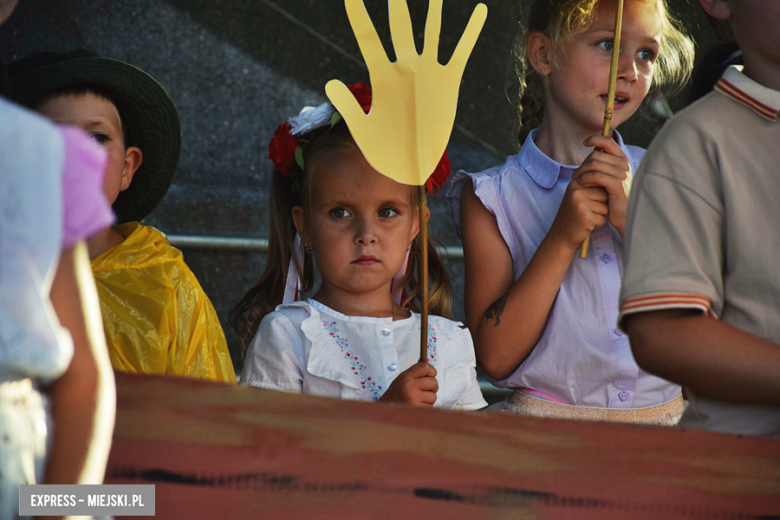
left=240, top=300, right=487, bottom=411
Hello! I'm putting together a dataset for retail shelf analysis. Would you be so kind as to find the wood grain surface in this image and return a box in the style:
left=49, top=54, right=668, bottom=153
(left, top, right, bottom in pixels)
left=106, top=373, right=780, bottom=519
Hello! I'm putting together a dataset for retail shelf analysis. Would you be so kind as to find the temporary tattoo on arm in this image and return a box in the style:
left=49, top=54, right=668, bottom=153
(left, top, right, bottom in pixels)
left=485, top=293, right=509, bottom=327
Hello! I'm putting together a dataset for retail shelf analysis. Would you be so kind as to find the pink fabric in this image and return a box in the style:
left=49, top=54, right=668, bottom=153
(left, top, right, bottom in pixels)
left=58, top=126, right=114, bottom=249
left=519, top=387, right=568, bottom=404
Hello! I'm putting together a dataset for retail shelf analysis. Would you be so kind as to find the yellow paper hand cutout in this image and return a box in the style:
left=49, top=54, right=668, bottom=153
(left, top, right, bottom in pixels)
left=326, top=0, right=487, bottom=186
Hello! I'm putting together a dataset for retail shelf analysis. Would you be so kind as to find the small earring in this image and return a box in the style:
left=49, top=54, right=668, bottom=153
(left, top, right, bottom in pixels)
left=406, top=245, right=410, bottom=252
left=305, top=245, right=313, bottom=254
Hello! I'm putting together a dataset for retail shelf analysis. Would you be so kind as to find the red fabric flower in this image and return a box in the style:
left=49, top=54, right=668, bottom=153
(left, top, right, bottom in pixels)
left=426, top=151, right=451, bottom=195
left=347, top=83, right=372, bottom=113
left=268, top=122, right=299, bottom=176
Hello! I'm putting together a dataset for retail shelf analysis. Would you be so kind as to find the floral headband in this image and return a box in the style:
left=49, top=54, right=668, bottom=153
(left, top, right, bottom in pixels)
left=267, top=83, right=450, bottom=195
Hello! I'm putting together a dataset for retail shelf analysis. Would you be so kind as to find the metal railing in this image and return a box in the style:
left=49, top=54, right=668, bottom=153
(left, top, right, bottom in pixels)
left=168, top=234, right=464, bottom=259
left=170, top=233, right=511, bottom=400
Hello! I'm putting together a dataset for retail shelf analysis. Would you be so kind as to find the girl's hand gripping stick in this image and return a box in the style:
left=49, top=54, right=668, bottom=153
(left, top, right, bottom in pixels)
left=580, top=0, right=632, bottom=258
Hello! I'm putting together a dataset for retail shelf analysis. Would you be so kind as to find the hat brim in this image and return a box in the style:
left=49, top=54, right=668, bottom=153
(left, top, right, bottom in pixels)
left=10, top=56, right=181, bottom=223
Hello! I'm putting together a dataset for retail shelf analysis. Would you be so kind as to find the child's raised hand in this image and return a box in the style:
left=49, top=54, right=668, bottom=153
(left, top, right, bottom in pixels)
left=570, top=135, right=632, bottom=238
left=378, top=361, right=438, bottom=406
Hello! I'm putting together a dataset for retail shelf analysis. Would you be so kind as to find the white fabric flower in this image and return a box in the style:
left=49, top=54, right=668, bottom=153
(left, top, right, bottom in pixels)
left=288, top=102, right=336, bottom=136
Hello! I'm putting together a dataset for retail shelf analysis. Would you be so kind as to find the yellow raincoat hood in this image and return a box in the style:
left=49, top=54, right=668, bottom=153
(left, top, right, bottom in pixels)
left=92, top=222, right=235, bottom=383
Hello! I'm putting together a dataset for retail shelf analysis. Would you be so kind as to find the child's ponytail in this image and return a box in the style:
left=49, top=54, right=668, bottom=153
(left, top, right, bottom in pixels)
left=517, top=72, right=545, bottom=145
left=229, top=165, right=314, bottom=356
left=397, top=222, right=453, bottom=320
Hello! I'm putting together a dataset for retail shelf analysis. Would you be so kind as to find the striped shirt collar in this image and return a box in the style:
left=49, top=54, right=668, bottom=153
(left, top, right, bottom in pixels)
left=714, top=65, right=780, bottom=122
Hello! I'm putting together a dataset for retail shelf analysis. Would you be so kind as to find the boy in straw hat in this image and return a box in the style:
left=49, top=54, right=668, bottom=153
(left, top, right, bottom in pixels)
left=9, top=50, right=236, bottom=383
left=619, top=0, right=780, bottom=437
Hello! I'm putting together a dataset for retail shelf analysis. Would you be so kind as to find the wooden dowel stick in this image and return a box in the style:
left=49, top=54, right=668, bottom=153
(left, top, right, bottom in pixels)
left=579, top=0, right=624, bottom=259
left=418, top=185, right=429, bottom=363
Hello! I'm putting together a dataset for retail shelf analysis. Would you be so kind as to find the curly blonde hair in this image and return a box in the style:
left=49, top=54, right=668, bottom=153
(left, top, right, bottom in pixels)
left=513, top=0, right=695, bottom=144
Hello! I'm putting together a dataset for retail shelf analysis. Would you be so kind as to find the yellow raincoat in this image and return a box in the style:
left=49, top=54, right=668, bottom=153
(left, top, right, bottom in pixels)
left=91, top=222, right=236, bottom=383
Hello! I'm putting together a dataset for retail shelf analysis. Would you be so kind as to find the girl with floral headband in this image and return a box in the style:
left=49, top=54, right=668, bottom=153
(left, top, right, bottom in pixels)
left=232, top=84, right=486, bottom=410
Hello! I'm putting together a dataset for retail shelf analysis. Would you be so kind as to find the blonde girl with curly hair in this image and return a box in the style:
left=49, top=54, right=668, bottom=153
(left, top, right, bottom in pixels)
left=447, top=0, right=694, bottom=423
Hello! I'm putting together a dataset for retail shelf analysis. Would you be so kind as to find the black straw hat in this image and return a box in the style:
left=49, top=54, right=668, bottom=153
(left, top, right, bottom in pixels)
left=8, top=49, right=181, bottom=223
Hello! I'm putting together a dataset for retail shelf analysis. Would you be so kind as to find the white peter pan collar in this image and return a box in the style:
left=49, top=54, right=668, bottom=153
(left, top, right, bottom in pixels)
left=283, top=298, right=417, bottom=327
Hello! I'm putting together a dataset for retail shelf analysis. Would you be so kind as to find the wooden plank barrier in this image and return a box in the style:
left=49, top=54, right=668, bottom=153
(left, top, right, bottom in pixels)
left=105, top=373, right=780, bottom=519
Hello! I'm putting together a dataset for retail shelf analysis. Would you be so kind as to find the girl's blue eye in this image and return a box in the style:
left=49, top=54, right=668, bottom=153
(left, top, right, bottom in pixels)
left=378, top=207, right=399, bottom=218
left=330, top=207, right=352, bottom=218
left=597, top=39, right=613, bottom=52
left=637, top=49, right=654, bottom=62
left=91, top=133, right=110, bottom=144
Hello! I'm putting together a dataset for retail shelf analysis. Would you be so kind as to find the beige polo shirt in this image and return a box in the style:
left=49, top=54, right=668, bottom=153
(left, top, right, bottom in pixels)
left=619, top=66, right=780, bottom=438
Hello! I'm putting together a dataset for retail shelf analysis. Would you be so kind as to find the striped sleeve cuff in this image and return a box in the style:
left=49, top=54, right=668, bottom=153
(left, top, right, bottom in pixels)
left=619, top=293, right=717, bottom=329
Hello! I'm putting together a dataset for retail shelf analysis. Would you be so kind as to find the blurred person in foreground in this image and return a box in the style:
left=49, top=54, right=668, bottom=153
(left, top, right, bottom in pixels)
left=620, top=0, right=780, bottom=438
left=1, top=1, right=115, bottom=517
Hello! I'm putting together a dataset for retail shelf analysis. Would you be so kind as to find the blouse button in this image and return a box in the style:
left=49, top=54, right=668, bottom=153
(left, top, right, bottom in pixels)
left=618, top=391, right=630, bottom=402
left=381, top=328, right=391, bottom=336
left=600, top=253, right=612, bottom=264
left=388, top=363, right=397, bottom=371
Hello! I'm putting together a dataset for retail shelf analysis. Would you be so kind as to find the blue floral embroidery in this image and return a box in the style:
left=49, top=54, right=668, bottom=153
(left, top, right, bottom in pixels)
left=323, top=321, right=383, bottom=401
left=427, top=325, right=437, bottom=368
